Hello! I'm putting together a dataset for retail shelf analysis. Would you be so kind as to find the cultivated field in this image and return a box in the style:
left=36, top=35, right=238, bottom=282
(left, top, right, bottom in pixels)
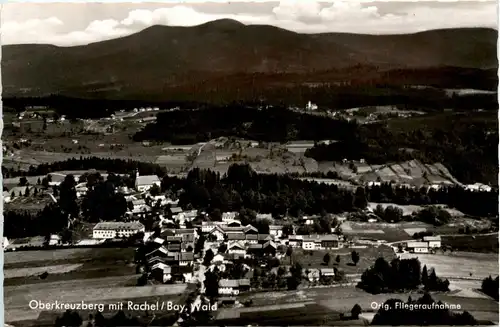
left=290, top=245, right=396, bottom=274
left=3, top=247, right=187, bottom=324
left=4, top=248, right=94, bottom=265
left=399, top=252, right=499, bottom=283
left=4, top=264, right=83, bottom=279
left=237, top=286, right=498, bottom=325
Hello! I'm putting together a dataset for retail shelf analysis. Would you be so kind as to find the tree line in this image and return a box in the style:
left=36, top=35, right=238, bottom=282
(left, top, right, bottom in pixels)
left=2, top=157, right=167, bottom=179
left=305, top=111, right=498, bottom=185
left=165, top=165, right=497, bottom=218
left=358, top=257, right=449, bottom=294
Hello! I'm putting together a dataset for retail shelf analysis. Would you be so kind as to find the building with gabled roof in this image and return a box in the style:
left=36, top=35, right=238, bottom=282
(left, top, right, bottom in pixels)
left=135, top=174, right=161, bottom=192
left=92, top=221, right=145, bottom=239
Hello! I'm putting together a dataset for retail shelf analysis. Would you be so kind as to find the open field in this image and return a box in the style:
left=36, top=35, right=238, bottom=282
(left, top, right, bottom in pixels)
left=237, top=286, right=498, bottom=325
left=289, top=245, right=396, bottom=274
left=442, top=234, right=499, bottom=253
left=399, top=252, right=499, bottom=288
left=4, top=247, right=137, bottom=287
left=4, top=248, right=94, bottom=265
left=4, top=247, right=134, bottom=267
left=5, top=278, right=187, bottom=323
left=368, top=202, right=465, bottom=217
left=4, top=264, right=83, bottom=279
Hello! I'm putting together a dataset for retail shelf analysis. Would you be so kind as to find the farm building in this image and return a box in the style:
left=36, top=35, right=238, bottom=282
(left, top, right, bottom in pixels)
left=406, top=241, right=429, bottom=253
left=134, top=173, right=161, bottom=192
left=269, top=225, right=283, bottom=238
left=218, top=279, right=251, bottom=296
left=423, top=236, right=442, bottom=248
left=92, top=221, right=145, bottom=239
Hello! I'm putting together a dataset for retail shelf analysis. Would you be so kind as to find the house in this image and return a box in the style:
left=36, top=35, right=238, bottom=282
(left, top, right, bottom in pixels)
left=257, top=234, right=273, bottom=243
left=180, top=252, right=194, bottom=266
left=135, top=174, right=161, bottom=192
left=228, top=241, right=246, bottom=255
left=243, top=225, right=258, bottom=234
left=302, top=215, right=319, bottom=225
left=209, top=226, right=226, bottom=242
left=3, top=191, right=11, bottom=203
left=218, top=279, right=251, bottom=296
left=3, top=237, right=10, bottom=250
left=166, top=236, right=182, bottom=252
left=222, top=212, right=238, bottom=222
left=302, top=237, right=317, bottom=250
left=256, top=213, right=273, bottom=221
left=247, top=241, right=277, bottom=257
left=288, top=235, right=303, bottom=247
left=423, top=236, right=441, bottom=248
left=407, top=241, right=429, bottom=253
left=92, top=222, right=145, bottom=239
left=171, top=207, right=183, bottom=215
left=320, top=268, right=335, bottom=277
left=151, top=263, right=172, bottom=283
left=303, top=268, right=320, bottom=282
left=227, top=220, right=242, bottom=227
left=245, top=234, right=258, bottom=244
left=49, top=234, right=60, bottom=246
left=269, top=225, right=283, bottom=238
left=227, top=232, right=246, bottom=241
left=175, top=229, right=197, bottom=243
left=212, top=254, right=226, bottom=263
left=318, top=235, right=340, bottom=249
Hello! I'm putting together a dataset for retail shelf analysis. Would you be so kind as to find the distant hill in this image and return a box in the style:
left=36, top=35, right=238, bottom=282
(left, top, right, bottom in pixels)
left=1, top=20, right=497, bottom=100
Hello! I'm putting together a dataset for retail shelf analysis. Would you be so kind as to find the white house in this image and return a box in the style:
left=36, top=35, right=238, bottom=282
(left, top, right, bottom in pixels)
left=49, top=234, right=61, bottom=246
left=288, top=235, right=303, bottom=247
left=302, top=237, right=317, bottom=250
left=222, top=212, right=238, bottom=222
left=228, top=241, right=246, bottom=255
left=92, top=221, right=145, bottom=239
left=423, top=236, right=441, bottom=248
left=465, top=183, right=492, bottom=192
left=407, top=241, right=429, bottom=253
left=218, top=279, right=250, bottom=296
left=135, top=174, right=161, bottom=192
left=218, top=279, right=240, bottom=296
left=209, top=226, right=226, bottom=242
left=3, top=237, right=10, bottom=250
left=3, top=191, right=11, bottom=203
left=269, top=225, right=283, bottom=238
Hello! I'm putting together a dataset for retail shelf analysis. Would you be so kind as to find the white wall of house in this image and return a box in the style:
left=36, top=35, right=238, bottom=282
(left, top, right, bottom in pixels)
left=302, top=241, right=316, bottom=250
left=428, top=241, right=441, bottom=248
left=219, top=287, right=239, bottom=295
left=413, top=247, right=429, bottom=253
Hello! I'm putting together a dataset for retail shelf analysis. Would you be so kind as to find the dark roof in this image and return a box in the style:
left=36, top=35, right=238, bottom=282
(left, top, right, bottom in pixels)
left=258, top=234, right=272, bottom=241
left=227, top=233, right=246, bottom=240
left=180, top=252, right=194, bottom=261
left=175, top=229, right=195, bottom=234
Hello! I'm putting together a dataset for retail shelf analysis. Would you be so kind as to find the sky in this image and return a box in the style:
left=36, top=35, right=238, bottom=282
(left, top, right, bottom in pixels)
left=1, top=0, right=497, bottom=46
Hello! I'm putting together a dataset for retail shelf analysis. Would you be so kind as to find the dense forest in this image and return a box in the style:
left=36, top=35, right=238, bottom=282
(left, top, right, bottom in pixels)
left=2, top=157, right=168, bottom=179
left=305, top=112, right=498, bottom=185
left=4, top=161, right=498, bottom=239
left=133, top=104, right=497, bottom=184
left=166, top=165, right=498, bottom=218
left=2, top=83, right=497, bottom=119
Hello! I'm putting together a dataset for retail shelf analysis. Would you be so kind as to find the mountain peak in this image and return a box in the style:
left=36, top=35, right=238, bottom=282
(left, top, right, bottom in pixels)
left=196, top=19, right=246, bottom=29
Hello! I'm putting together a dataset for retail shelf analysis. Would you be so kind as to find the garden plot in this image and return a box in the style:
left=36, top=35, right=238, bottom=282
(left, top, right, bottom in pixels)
left=4, top=264, right=83, bottom=279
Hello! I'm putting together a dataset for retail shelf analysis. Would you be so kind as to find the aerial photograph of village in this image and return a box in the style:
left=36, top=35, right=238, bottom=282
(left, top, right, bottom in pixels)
left=1, top=1, right=498, bottom=326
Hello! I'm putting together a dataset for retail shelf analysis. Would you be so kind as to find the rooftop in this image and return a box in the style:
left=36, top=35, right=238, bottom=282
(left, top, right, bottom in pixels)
left=135, top=175, right=160, bottom=186
left=93, top=221, right=144, bottom=231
